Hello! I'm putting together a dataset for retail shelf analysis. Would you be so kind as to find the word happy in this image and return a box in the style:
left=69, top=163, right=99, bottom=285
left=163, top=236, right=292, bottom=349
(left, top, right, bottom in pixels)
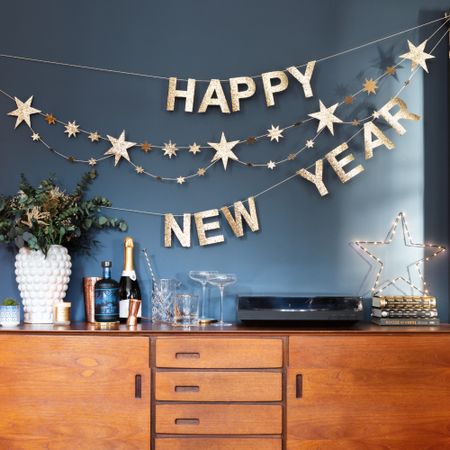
left=164, top=197, right=259, bottom=247
left=298, top=97, right=420, bottom=196
left=166, top=62, right=316, bottom=113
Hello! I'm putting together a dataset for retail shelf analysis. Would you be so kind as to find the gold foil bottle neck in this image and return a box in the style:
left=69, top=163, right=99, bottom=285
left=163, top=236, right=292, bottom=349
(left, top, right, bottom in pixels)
left=123, top=237, right=135, bottom=272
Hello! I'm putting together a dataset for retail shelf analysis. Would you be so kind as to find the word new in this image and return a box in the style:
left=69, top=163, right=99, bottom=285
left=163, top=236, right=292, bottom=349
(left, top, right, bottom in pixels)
left=298, top=97, right=420, bottom=196
left=164, top=197, right=260, bottom=247
left=166, top=62, right=316, bottom=113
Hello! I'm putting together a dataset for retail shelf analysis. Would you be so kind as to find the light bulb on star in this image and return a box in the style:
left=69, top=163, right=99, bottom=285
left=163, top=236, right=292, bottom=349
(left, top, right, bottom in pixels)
left=308, top=100, right=343, bottom=135
left=7, top=96, right=41, bottom=129
left=104, top=130, right=136, bottom=166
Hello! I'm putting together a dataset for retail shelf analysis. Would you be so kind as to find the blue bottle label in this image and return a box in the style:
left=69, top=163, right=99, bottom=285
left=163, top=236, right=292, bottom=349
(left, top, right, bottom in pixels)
left=95, top=288, right=119, bottom=320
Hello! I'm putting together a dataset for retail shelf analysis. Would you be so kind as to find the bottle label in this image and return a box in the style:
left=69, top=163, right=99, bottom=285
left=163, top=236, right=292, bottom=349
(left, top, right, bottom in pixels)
left=95, top=287, right=119, bottom=320
left=121, top=270, right=137, bottom=281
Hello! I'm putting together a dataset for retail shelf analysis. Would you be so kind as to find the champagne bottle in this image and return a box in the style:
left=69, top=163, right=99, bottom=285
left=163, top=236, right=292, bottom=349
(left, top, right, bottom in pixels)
left=94, top=261, right=120, bottom=323
left=118, top=237, right=142, bottom=322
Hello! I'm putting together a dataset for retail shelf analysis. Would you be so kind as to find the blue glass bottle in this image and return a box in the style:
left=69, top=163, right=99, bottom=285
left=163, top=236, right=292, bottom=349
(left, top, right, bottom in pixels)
left=94, top=261, right=120, bottom=323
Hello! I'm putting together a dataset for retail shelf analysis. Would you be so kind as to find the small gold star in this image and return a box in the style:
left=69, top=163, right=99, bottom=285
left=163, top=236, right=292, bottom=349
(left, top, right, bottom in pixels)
left=141, top=141, right=152, bottom=152
left=344, top=95, right=354, bottom=105
left=64, top=121, right=80, bottom=138
left=88, top=158, right=97, bottom=166
left=44, top=114, right=57, bottom=125
left=267, top=125, right=284, bottom=142
left=351, top=119, right=360, bottom=126
left=288, top=153, right=297, bottom=161
left=197, top=168, right=206, bottom=176
left=88, top=131, right=101, bottom=143
left=189, top=143, right=201, bottom=155
left=176, top=176, right=186, bottom=185
left=363, top=78, right=378, bottom=95
left=306, top=139, right=315, bottom=149
left=385, top=66, right=397, bottom=76
left=373, top=111, right=380, bottom=119
left=246, top=136, right=257, bottom=144
left=163, top=140, right=178, bottom=158
left=135, top=165, right=144, bottom=174
left=31, top=132, right=40, bottom=141
left=267, top=161, right=276, bottom=170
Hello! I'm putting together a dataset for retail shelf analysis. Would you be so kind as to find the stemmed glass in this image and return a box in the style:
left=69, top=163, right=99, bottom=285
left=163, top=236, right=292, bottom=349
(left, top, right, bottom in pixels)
left=208, top=273, right=237, bottom=327
left=189, top=271, right=218, bottom=324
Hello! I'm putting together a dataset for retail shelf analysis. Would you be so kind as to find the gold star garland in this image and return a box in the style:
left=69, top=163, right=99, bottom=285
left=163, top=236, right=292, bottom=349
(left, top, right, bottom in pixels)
left=4, top=31, right=446, bottom=185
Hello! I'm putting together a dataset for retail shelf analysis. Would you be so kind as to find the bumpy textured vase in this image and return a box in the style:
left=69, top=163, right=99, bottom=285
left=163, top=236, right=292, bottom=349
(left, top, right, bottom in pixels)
left=15, top=245, right=72, bottom=323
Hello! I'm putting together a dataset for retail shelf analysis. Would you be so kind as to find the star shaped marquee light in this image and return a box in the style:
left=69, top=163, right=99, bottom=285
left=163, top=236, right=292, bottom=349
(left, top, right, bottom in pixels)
left=352, top=212, right=446, bottom=296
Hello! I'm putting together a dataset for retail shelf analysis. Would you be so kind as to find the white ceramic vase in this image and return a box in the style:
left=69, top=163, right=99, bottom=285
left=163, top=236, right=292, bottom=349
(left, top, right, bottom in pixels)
left=15, top=245, right=72, bottom=323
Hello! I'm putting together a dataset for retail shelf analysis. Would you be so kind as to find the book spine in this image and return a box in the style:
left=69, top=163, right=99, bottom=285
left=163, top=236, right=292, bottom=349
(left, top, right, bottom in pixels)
left=372, top=317, right=440, bottom=326
left=371, top=308, right=438, bottom=318
left=372, top=299, right=436, bottom=309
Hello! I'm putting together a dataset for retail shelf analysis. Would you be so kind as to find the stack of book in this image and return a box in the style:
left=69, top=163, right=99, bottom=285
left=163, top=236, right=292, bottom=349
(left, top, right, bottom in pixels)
left=371, top=296, right=439, bottom=326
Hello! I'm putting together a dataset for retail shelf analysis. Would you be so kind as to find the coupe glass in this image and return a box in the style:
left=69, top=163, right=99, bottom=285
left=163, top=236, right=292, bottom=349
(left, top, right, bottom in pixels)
left=208, top=273, right=237, bottom=327
left=189, top=271, right=218, bottom=323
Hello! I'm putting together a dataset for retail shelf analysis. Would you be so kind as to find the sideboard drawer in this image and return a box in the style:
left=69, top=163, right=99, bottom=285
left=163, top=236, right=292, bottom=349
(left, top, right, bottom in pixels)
left=155, top=437, right=282, bottom=450
left=155, top=370, right=282, bottom=401
left=155, top=404, right=282, bottom=435
left=155, top=337, right=283, bottom=368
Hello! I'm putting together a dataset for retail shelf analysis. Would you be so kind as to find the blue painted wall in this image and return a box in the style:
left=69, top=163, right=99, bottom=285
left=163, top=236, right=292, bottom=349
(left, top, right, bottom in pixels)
left=1, top=0, right=449, bottom=322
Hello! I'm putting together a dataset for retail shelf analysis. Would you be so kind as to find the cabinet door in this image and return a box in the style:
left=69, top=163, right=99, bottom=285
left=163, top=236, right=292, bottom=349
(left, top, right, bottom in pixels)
left=287, top=335, right=450, bottom=450
left=0, top=335, right=150, bottom=450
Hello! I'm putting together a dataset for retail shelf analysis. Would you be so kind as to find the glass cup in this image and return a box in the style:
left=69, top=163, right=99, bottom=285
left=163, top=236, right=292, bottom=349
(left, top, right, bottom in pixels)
left=173, top=294, right=199, bottom=326
left=208, top=273, right=237, bottom=327
left=189, top=271, right=218, bottom=324
left=151, top=278, right=180, bottom=323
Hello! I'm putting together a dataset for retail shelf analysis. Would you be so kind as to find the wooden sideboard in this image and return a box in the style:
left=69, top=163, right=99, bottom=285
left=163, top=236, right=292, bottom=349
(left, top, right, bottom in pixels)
left=0, top=322, right=449, bottom=450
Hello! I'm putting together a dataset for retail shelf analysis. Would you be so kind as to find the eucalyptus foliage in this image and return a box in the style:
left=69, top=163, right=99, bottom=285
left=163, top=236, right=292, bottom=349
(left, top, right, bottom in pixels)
left=0, top=170, right=127, bottom=254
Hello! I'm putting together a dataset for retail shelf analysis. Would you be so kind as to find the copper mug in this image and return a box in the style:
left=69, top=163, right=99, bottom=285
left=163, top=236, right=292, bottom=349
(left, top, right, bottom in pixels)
left=83, top=277, right=101, bottom=323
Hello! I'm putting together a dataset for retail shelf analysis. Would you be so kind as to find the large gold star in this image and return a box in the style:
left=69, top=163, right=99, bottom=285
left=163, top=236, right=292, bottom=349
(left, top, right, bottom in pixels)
left=8, top=96, right=41, bottom=128
left=104, top=130, right=136, bottom=166
left=353, top=212, right=446, bottom=295
left=363, top=78, right=378, bottom=95
left=308, top=100, right=343, bottom=135
left=400, top=40, right=435, bottom=73
left=208, top=132, right=240, bottom=170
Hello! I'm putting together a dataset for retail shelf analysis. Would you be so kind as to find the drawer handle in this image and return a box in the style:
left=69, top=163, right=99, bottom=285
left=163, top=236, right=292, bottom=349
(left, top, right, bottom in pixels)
left=135, top=374, right=142, bottom=399
left=175, top=352, right=200, bottom=359
left=175, top=418, right=200, bottom=425
left=175, top=385, right=200, bottom=392
left=296, top=374, right=303, bottom=398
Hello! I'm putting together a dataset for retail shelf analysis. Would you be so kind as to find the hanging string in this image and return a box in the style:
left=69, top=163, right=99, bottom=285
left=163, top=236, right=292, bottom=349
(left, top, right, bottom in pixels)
left=0, top=16, right=447, bottom=83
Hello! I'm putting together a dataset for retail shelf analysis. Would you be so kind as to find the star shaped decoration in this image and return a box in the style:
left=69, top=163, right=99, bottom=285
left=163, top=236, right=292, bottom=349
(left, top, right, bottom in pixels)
left=31, top=132, right=40, bottom=141
left=88, top=131, right=101, bottom=143
left=135, top=165, right=144, bottom=174
left=246, top=136, right=257, bottom=145
left=288, top=153, right=297, bottom=161
left=88, top=158, right=97, bottom=166
left=344, top=95, right=354, bottom=105
left=141, top=141, right=152, bottom=153
left=400, top=39, right=435, bottom=73
left=305, top=139, right=315, bottom=149
left=352, top=212, right=446, bottom=295
left=362, top=78, right=378, bottom=95
left=44, top=113, right=57, bottom=125
left=267, top=161, right=276, bottom=170
left=64, top=121, right=80, bottom=138
left=208, top=132, right=240, bottom=170
left=385, top=66, right=397, bottom=76
left=372, top=111, right=380, bottom=119
left=267, top=125, right=283, bottom=142
left=308, top=100, right=343, bottom=135
left=176, top=176, right=186, bottom=185
left=163, top=140, right=178, bottom=159
left=197, top=168, right=206, bottom=176
left=189, top=143, right=201, bottom=155
left=7, top=96, right=41, bottom=128
left=104, top=130, right=136, bottom=166
left=351, top=119, right=360, bottom=126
